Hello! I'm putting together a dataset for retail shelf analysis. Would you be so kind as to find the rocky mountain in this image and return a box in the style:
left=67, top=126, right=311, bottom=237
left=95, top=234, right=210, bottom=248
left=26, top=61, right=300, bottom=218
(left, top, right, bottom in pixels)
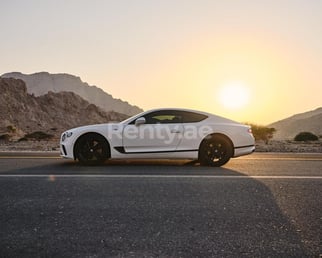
left=269, top=107, right=322, bottom=140
left=1, top=72, right=143, bottom=116
left=0, top=78, right=128, bottom=141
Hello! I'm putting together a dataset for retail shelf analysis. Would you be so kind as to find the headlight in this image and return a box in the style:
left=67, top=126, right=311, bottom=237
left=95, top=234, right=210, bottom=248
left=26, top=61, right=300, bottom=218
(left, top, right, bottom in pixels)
left=61, top=131, right=73, bottom=142
left=66, top=132, right=73, bottom=138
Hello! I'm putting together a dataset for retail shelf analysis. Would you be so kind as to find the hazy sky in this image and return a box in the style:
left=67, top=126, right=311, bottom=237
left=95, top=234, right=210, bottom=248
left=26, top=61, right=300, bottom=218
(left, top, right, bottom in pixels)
left=1, top=0, right=321, bottom=124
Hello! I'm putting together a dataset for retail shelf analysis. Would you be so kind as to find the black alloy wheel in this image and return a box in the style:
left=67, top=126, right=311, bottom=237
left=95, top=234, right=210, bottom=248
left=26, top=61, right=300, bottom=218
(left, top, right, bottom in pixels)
left=199, top=136, right=233, bottom=167
left=75, top=134, right=109, bottom=165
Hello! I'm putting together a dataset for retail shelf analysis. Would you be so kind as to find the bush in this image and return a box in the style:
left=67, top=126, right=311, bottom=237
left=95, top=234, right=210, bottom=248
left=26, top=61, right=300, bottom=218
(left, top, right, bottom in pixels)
left=6, top=125, right=16, bottom=133
left=246, top=124, right=276, bottom=144
left=0, top=134, right=10, bottom=141
left=294, top=132, right=318, bottom=142
left=24, top=131, right=54, bottom=141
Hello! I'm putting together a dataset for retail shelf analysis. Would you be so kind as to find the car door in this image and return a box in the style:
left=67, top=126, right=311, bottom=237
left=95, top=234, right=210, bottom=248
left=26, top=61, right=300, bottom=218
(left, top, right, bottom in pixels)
left=122, top=110, right=184, bottom=153
left=175, top=110, right=210, bottom=150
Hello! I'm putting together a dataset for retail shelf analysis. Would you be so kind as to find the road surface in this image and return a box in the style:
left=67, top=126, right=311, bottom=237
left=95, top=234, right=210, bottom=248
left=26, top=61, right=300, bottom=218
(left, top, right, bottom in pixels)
left=0, top=152, right=321, bottom=257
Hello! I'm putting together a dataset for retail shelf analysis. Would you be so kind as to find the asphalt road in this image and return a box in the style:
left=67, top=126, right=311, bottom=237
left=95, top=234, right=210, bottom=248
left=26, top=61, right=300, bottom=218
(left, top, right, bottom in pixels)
left=0, top=153, right=321, bottom=257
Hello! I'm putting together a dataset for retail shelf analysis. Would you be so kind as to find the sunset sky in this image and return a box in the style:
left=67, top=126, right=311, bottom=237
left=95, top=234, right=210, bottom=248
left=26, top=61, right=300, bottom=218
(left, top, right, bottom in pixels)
left=1, top=0, right=321, bottom=125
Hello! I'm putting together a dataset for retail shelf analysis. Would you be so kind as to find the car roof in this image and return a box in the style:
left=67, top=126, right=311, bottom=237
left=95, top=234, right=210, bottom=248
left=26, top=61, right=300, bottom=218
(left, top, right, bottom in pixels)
left=121, top=108, right=240, bottom=125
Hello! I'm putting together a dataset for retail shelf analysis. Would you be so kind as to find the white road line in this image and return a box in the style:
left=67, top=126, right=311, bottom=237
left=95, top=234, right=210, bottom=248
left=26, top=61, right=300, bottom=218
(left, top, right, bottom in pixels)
left=0, top=175, right=321, bottom=179
left=241, top=157, right=322, bottom=161
left=0, top=156, right=60, bottom=159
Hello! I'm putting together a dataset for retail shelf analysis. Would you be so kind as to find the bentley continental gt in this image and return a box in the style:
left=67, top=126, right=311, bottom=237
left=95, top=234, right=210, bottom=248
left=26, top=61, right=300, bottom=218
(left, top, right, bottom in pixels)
left=60, top=108, right=255, bottom=166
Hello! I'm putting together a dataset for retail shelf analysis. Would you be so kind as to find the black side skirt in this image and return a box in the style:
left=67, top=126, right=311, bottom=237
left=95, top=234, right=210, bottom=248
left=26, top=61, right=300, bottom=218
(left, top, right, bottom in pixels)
left=114, top=146, right=198, bottom=154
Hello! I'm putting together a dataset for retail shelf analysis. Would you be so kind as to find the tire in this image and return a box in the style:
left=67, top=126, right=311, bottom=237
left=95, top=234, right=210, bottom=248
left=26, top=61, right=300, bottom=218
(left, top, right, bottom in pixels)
left=199, top=136, right=233, bottom=167
left=74, top=133, right=109, bottom=165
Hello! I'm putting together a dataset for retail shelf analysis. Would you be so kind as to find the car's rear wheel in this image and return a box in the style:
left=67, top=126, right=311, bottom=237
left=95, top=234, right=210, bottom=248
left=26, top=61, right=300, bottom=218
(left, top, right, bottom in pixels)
left=199, top=135, right=233, bottom=167
left=74, top=133, right=109, bottom=165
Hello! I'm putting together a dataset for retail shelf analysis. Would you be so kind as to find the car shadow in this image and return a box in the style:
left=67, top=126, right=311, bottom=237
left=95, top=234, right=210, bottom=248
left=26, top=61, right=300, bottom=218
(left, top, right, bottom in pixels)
left=1, top=159, right=243, bottom=176
left=0, top=159, right=315, bottom=257
left=59, top=159, right=242, bottom=176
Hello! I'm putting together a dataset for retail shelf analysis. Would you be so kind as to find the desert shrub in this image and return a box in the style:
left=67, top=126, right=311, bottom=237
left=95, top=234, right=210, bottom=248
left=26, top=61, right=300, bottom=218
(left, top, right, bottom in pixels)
left=0, top=134, right=10, bottom=141
left=24, top=131, right=54, bottom=141
left=6, top=125, right=16, bottom=133
left=294, top=132, right=318, bottom=142
left=246, top=124, right=276, bottom=144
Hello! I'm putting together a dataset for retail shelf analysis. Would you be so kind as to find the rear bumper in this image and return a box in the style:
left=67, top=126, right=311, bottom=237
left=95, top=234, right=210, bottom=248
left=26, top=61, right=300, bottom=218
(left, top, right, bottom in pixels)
left=233, top=145, right=255, bottom=157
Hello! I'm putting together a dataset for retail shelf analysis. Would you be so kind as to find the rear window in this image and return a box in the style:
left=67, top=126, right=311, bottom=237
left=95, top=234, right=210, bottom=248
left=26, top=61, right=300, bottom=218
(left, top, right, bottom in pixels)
left=179, top=111, right=208, bottom=123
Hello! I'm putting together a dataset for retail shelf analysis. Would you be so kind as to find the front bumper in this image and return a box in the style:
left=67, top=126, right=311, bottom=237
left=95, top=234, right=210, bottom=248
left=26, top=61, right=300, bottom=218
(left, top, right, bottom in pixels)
left=60, top=144, right=68, bottom=157
left=60, top=131, right=75, bottom=159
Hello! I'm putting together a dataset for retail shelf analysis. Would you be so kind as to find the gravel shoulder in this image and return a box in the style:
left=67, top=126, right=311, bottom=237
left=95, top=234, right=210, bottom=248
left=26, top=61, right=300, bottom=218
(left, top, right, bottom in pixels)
left=0, top=140, right=60, bottom=152
left=255, top=140, right=322, bottom=153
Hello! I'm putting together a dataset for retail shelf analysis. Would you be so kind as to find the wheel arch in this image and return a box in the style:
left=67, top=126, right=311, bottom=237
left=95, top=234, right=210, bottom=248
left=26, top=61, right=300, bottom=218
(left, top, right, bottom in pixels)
left=73, top=132, right=111, bottom=161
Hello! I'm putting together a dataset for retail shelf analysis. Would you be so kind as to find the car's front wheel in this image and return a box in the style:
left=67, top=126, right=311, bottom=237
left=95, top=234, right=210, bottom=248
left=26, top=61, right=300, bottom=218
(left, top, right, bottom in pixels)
left=199, top=135, right=233, bottom=167
left=74, top=133, right=109, bottom=165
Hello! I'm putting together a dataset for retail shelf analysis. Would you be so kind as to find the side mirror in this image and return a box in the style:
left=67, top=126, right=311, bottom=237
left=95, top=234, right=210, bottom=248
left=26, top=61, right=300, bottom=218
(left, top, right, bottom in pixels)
left=135, top=117, right=146, bottom=126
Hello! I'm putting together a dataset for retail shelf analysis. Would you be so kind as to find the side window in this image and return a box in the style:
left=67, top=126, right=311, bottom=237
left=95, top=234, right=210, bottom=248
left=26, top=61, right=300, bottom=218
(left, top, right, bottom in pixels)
left=129, top=110, right=207, bottom=125
left=178, top=111, right=208, bottom=123
left=144, top=111, right=182, bottom=124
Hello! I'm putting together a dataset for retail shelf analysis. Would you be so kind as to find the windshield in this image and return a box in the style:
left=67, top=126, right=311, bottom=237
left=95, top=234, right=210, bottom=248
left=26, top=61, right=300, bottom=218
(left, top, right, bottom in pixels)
left=120, top=110, right=147, bottom=124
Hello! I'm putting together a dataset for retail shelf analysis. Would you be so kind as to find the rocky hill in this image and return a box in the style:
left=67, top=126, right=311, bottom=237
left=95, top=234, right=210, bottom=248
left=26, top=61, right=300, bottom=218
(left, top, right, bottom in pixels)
left=1, top=72, right=143, bottom=116
left=269, top=107, right=322, bottom=140
left=0, top=78, right=128, bottom=141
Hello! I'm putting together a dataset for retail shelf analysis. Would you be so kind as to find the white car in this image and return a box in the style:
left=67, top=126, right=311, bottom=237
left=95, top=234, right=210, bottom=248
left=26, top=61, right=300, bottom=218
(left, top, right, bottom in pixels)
left=60, top=108, right=255, bottom=166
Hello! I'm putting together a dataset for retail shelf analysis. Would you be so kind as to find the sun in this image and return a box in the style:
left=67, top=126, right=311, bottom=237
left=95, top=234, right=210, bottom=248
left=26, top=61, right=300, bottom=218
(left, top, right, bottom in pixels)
left=218, top=81, right=250, bottom=109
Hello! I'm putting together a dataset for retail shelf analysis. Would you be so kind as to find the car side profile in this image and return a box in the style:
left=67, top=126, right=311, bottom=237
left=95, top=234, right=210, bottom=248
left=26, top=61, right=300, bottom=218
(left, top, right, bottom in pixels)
left=60, top=108, right=255, bottom=166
